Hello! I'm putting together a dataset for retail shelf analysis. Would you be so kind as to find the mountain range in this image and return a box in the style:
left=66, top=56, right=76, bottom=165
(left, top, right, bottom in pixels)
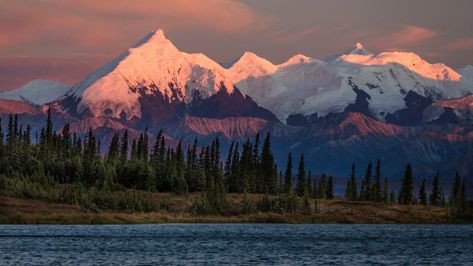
left=2, top=28, right=473, bottom=179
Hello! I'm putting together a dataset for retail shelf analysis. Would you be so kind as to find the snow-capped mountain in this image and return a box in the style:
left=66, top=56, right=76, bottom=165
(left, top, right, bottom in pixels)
left=0, top=80, right=70, bottom=105
left=232, top=43, right=473, bottom=122
left=68, top=29, right=234, bottom=120
left=63, top=30, right=473, bottom=125
left=230, top=52, right=342, bottom=122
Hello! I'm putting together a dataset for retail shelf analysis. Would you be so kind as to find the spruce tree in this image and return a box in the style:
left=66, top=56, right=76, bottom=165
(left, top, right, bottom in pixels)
left=241, top=140, right=254, bottom=193
left=6, top=114, right=13, bottom=146
left=230, top=142, right=241, bottom=193
left=359, top=180, right=365, bottom=201
left=326, top=176, right=334, bottom=200
left=373, top=159, right=382, bottom=202
left=120, top=130, right=129, bottom=162
left=419, top=179, right=427, bottom=205
left=312, top=176, right=318, bottom=199
left=130, top=139, right=137, bottom=160
left=107, top=133, right=120, bottom=162
left=390, top=190, right=395, bottom=204
left=45, top=108, right=53, bottom=146
left=296, top=154, right=306, bottom=196
left=362, top=162, right=372, bottom=201
left=346, top=163, right=357, bottom=201
left=460, top=178, right=468, bottom=214
left=224, top=141, right=234, bottom=178
left=142, top=127, right=149, bottom=161
left=430, top=171, right=441, bottom=206
left=307, top=172, right=313, bottom=198
left=345, top=179, right=351, bottom=199
left=260, top=133, right=276, bottom=194
left=450, top=173, right=467, bottom=217
left=398, top=164, right=413, bottom=205
left=451, top=172, right=461, bottom=202
left=383, top=177, right=388, bottom=203
left=284, top=152, right=293, bottom=194
left=317, top=174, right=327, bottom=199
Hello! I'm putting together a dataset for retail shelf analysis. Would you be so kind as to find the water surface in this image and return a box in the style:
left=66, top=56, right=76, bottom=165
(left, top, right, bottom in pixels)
left=0, top=224, right=472, bottom=265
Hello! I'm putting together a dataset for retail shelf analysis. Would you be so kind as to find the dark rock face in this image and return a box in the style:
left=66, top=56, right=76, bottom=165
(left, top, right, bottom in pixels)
left=430, top=108, right=459, bottom=125
left=385, top=91, right=433, bottom=126
left=344, top=80, right=373, bottom=117
left=136, top=89, right=186, bottom=131
left=187, top=87, right=279, bottom=122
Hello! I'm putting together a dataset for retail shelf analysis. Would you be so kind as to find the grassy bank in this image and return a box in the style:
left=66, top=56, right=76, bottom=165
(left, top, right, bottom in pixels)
left=0, top=193, right=465, bottom=224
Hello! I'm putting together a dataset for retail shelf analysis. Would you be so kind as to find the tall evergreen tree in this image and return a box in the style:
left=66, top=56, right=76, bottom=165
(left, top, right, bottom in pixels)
left=296, top=154, right=306, bottom=196
left=451, top=172, right=462, bottom=202
left=130, top=139, right=137, bottom=160
left=120, top=130, right=129, bottom=162
left=317, top=174, right=327, bottom=199
left=224, top=141, right=234, bottom=178
left=429, top=171, right=441, bottom=206
left=6, top=114, right=13, bottom=146
left=307, top=172, right=313, bottom=198
left=383, top=177, right=388, bottom=203
left=326, top=176, right=334, bottom=199
left=284, top=152, right=293, bottom=194
left=398, top=164, right=413, bottom=205
left=373, top=159, right=382, bottom=202
left=460, top=178, right=468, bottom=213
left=362, top=162, right=372, bottom=201
left=346, top=163, right=358, bottom=201
left=260, top=133, right=276, bottom=194
left=46, top=108, right=53, bottom=145
left=107, top=133, right=120, bottom=162
left=419, top=179, right=427, bottom=205
left=142, top=127, right=149, bottom=160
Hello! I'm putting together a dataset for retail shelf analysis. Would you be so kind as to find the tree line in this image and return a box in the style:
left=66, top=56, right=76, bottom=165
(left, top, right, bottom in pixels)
left=0, top=110, right=470, bottom=217
left=344, top=160, right=469, bottom=218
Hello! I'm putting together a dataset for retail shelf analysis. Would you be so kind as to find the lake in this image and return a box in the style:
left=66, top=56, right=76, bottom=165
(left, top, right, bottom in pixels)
left=0, top=224, right=472, bottom=265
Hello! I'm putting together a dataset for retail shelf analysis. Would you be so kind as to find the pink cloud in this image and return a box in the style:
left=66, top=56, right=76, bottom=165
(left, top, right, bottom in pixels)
left=370, top=26, right=439, bottom=50
left=0, top=0, right=268, bottom=57
left=73, top=0, right=268, bottom=32
left=445, top=38, right=473, bottom=50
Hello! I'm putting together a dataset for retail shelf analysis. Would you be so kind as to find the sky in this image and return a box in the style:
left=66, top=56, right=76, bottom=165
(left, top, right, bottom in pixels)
left=1, top=0, right=472, bottom=90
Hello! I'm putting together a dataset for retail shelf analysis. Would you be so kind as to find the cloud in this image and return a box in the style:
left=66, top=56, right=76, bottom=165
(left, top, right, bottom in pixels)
left=0, top=0, right=268, bottom=55
left=70, top=0, right=268, bottom=32
left=372, top=25, right=439, bottom=50
left=445, top=38, right=473, bottom=51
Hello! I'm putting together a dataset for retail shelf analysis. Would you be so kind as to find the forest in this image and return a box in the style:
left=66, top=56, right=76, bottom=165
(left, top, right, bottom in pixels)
left=0, top=109, right=470, bottom=221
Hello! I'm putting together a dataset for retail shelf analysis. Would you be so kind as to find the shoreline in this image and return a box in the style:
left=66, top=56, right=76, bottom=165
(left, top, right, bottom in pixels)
left=1, top=194, right=470, bottom=225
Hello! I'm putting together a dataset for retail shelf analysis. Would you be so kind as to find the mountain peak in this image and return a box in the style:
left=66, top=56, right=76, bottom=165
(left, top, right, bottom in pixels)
left=131, top=28, right=177, bottom=52
left=152, top=28, right=166, bottom=37
left=230, top=51, right=276, bottom=80
left=240, top=51, right=267, bottom=61
left=279, top=54, right=313, bottom=67
left=232, top=51, right=275, bottom=68
left=349, top=42, right=371, bottom=55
